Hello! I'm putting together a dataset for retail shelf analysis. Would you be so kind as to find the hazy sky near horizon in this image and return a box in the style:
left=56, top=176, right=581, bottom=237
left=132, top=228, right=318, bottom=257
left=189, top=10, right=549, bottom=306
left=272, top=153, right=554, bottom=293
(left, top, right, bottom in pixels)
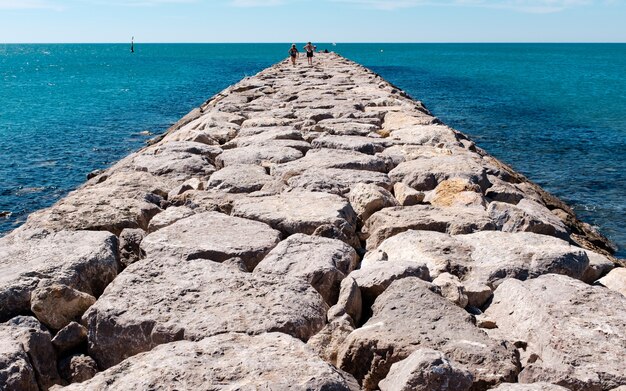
left=0, top=0, right=624, bottom=43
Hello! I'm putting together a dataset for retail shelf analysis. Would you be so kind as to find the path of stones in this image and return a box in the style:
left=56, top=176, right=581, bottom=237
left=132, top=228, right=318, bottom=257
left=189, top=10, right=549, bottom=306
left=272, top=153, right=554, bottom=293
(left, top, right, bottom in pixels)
left=1, top=53, right=624, bottom=391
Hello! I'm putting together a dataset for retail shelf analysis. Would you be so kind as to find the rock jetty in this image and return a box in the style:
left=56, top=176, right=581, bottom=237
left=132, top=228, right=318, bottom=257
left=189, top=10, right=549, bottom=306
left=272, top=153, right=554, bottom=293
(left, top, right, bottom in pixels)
left=1, top=53, right=624, bottom=391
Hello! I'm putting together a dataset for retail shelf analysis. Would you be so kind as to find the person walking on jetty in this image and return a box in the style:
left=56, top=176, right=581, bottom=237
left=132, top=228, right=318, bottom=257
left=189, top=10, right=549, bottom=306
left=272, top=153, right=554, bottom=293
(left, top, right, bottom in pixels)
left=288, top=44, right=299, bottom=66
left=303, top=42, right=316, bottom=66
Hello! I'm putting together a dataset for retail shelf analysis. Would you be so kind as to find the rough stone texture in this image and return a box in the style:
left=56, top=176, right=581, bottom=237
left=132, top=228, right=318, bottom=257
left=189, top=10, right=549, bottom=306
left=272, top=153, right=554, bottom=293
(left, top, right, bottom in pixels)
left=271, top=148, right=388, bottom=177
left=141, top=211, right=281, bottom=271
left=62, top=333, right=359, bottom=391
left=169, top=189, right=247, bottom=214
left=215, top=145, right=303, bottom=168
left=30, top=283, right=96, bottom=330
left=337, top=278, right=519, bottom=390
left=83, top=259, right=328, bottom=369
left=432, top=272, right=469, bottom=308
left=58, top=354, right=98, bottom=384
left=0, top=229, right=118, bottom=322
left=491, top=384, right=570, bottom=391
left=328, top=276, right=362, bottom=324
left=388, top=154, right=489, bottom=191
left=287, top=168, right=393, bottom=195
left=485, top=275, right=626, bottom=391
left=488, top=199, right=569, bottom=240
left=581, top=250, right=615, bottom=283
left=167, top=177, right=205, bottom=200
left=394, top=182, right=424, bottom=206
left=207, top=163, right=273, bottom=193
left=0, top=316, right=63, bottom=390
left=312, top=134, right=390, bottom=154
left=378, top=348, right=474, bottom=391
left=363, top=205, right=496, bottom=250
left=22, top=171, right=166, bottom=235
left=430, top=178, right=486, bottom=208
left=307, top=314, right=356, bottom=367
left=51, top=321, right=88, bottom=354
left=147, top=205, right=195, bottom=233
left=597, top=267, right=626, bottom=296
left=118, top=228, right=145, bottom=267
left=349, top=183, right=399, bottom=222
left=231, top=191, right=359, bottom=248
left=254, top=234, right=358, bottom=305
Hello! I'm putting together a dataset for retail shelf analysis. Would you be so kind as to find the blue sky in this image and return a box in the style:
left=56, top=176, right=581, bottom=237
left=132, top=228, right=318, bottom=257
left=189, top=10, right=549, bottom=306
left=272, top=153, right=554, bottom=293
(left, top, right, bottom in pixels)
left=0, top=0, right=624, bottom=43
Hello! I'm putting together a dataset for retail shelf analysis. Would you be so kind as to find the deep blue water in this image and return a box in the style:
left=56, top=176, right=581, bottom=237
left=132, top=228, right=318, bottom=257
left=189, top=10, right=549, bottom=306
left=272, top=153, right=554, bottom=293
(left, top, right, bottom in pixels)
left=1, top=44, right=624, bottom=257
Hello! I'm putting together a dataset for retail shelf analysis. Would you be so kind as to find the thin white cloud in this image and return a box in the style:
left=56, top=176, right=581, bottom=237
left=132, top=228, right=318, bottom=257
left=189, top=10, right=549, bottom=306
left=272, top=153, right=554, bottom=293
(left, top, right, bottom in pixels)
left=230, top=0, right=292, bottom=6
left=332, top=0, right=593, bottom=12
left=0, top=0, right=61, bottom=10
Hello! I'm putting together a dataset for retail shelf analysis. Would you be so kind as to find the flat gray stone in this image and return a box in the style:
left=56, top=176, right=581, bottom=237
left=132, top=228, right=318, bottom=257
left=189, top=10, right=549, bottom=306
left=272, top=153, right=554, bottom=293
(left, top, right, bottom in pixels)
left=254, top=234, right=358, bottom=305
left=0, top=229, right=118, bottom=322
left=488, top=199, right=570, bottom=240
left=312, top=134, right=390, bottom=154
left=216, top=145, right=303, bottom=168
left=63, top=333, right=359, bottom=390
left=83, top=259, right=328, bottom=369
left=287, top=168, right=392, bottom=195
left=207, top=163, right=273, bottom=193
left=141, top=211, right=281, bottom=271
left=485, top=274, right=626, bottom=391
left=271, top=148, right=388, bottom=177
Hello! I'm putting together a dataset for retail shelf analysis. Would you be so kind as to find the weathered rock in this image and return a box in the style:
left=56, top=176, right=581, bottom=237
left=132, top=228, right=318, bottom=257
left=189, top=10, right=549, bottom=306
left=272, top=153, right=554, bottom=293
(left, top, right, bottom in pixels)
left=378, top=348, right=473, bottom=391
left=241, top=116, right=294, bottom=127
left=231, top=191, right=359, bottom=248
left=485, top=274, right=626, bottom=391
left=30, top=284, right=96, bottom=330
left=338, top=278, right=519, bottom=390
left=0, top=316, right=63, bottom=390
left=169, top=189, right=247, bottom=214
left=52, top=321, right=88, bottom=354
left=597, top=267, right=626, bottom=296
left=118, top=228, right=145, bottom=267
left=312, top=134, right=390, bottom=154
left=488, top=199, right=569, bottom=240
left=363, top=205, right=495, bottom=250
left=382, top=111, right=436, bottom=132
left=307, top=314, right=356, bottom=367
left=491, top=383, right=570, bottom=391
left=314, top=121, right=380, bottom=136
left=63, top=332, right=359, bottom=390
left=141, top=211, right=281, bottom=271
left=393, top=182, right=424, bottom=206
left=430, top=178, right=486, bottom=208
left=84, top=259, right=327, bottom=369
left=328, top=276, right=362, bottom=324
left=287, top=168, right=392, bottom=195
left=349, top=183, right=399, bottom=221
left=224, top=126, right=304, bottom=149
left=254, top=234, right=358, bottom=305
left=432, top=272, right=469, bottom=308
left=581, top=250, right=615, bottom=283
left=0, top=229, right=118, bottom=322
left=23, top=171, right=167, bottom=235
left=271, top=148, right=388, bottom=177
left=147, top=205, right=195, bottom=233
left=388, top=154, right=489, bottom=191
left=387, top=125, right=461, bottom=146
left=216, top=145, right=302, bottom=168
left=207, top=163, right=273, bottom=193
left=58, top=354, right=98, bottom=384
left=166, top=177, right=204, bottom=199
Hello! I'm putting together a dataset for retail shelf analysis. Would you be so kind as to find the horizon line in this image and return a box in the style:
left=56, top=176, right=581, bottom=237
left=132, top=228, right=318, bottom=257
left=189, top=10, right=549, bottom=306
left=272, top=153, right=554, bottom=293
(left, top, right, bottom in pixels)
left=2, top=41, right=626, bottom=45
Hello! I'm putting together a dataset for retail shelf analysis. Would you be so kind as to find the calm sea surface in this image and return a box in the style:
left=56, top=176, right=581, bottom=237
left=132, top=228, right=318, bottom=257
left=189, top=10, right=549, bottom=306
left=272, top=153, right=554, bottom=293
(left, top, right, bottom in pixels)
left=1, top=44, right=624, bottom=257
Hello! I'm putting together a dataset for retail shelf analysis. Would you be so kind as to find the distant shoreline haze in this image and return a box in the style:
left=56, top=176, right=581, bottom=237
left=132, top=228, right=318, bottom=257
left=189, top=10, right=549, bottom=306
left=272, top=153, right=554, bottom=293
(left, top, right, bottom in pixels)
left=0, top=43, right=624, bottom=257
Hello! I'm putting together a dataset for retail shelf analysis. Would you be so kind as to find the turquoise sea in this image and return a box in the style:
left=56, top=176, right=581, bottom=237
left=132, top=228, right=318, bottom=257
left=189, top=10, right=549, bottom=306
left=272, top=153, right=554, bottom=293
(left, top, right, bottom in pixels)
left=1, top=44, right=624, bottom=257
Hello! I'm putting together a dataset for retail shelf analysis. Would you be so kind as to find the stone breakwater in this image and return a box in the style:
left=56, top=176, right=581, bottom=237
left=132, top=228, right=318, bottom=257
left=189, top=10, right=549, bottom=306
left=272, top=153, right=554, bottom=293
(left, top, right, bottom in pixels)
left=1, top=53, right=624, bottom=391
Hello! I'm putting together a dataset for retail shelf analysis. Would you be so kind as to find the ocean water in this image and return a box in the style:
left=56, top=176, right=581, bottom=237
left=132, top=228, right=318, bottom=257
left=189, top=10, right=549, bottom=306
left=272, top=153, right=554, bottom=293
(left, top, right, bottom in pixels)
left=1, top=43, right=624, bottom=257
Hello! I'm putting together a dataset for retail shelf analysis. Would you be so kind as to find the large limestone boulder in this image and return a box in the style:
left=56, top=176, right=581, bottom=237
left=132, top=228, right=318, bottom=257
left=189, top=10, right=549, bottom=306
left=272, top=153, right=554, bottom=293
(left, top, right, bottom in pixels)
left=337, top=278, right=519, bottom=390
left=378, top=348, right=474, bottom=391
left=287, top=168, right=392, bottom=195
left=83, top=259, right=328, bottom=369
left=0, top=229, right=118, bottom=322
left=254, top=234, right=358, bottom=305
left=488, top=199, right=570, bottom=240
left=388, top=154, right=489, bottom=191
left=30, top=284, right=96, bottom=330
left=349, top=183, right=399, bottom=222
left=141, top=211, right=281, bottom=271
left=23, top=171, right=167, bottom=235
left=382, top=111, right=436, bottom=132
left=363, top=205, right=495, bottom=250
left=207, top=163, right=273, bottom=193
left=63, top=333, right=359, bottom=390
left=223, top=126, right=304, bottom=149
left=271, top=148, right=388, bottom=177
left=491, top=384, right=570, bottom=391
left=231, top=191, right=359, bottom=247
left=387, top=125, right=462, bottom=146
left=312, top=134, right=390, bottom=154
left=597, top=267, right=626, bottom=296
left=215, top=145, right=303, bottom=168
left=485, top=274, right=626, bottom=391
left=0, top=316, right=63, bottom=390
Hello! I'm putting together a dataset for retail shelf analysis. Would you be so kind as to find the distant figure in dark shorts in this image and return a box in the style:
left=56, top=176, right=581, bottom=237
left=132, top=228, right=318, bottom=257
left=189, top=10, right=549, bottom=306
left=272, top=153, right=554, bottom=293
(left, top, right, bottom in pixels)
left=288, top=44, right=299, bottom=66
left=303, top=42, right=315, bottom=66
